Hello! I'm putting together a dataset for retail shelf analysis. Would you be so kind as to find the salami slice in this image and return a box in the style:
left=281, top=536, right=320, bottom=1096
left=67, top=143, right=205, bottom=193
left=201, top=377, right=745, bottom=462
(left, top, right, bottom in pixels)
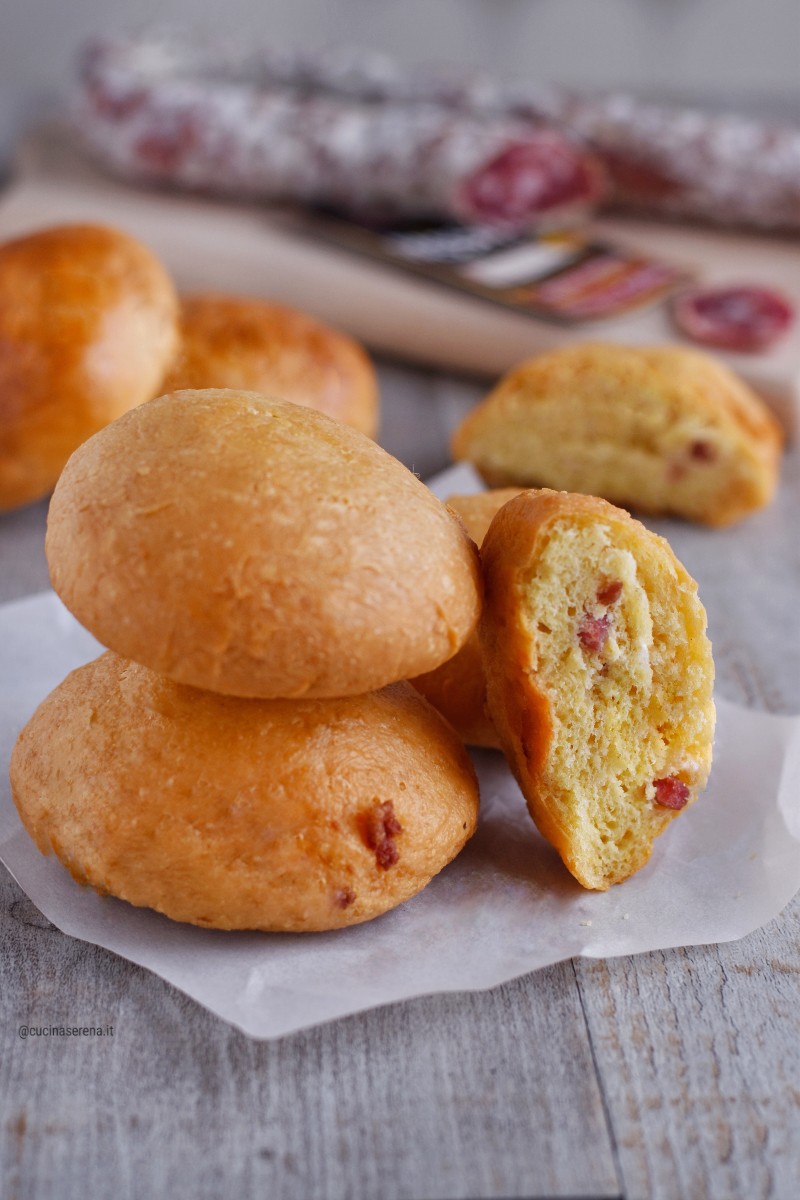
left=457, top=136, right=602, bottom=227
left=673, top=286, right=795, bottom=353
left=76, top=37, right=605, bottom=230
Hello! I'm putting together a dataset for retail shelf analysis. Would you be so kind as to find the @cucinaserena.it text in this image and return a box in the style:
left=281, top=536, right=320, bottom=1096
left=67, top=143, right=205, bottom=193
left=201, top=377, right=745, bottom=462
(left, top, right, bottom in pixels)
left=18, top=1024, right=114, bottom=1039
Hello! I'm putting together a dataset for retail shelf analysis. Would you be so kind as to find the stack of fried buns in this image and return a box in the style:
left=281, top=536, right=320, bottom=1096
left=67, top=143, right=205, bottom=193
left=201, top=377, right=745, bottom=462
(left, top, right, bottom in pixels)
left=0, top=224, right=379, bottom=513
left=5, top=226, right=726, bottom=907
left=10, top=390, right=481, bottom=930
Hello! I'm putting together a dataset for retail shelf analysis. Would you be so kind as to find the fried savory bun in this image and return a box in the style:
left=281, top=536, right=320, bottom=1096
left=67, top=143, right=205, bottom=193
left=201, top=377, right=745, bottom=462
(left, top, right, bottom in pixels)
left=0, top=223, right=178, bottom=510
left=46, top=390, right=481, bottom=698
left=412, top=488, right=523, bottom=748
left=11, top=655, right=479, bottom=931
left=162, top=292, right=379, bottom=437
left=480, top=489, right=715, bottom=890
left=452, top=342, right=782, bottom=527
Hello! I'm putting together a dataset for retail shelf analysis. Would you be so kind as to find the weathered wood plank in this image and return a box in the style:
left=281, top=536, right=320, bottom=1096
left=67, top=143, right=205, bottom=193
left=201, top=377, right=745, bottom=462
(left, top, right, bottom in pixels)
left=0, top=496, right=50, bottom=604
left=577, top=902, right=800, bottom=1200
left=0, top=871, right=620, bottom=1200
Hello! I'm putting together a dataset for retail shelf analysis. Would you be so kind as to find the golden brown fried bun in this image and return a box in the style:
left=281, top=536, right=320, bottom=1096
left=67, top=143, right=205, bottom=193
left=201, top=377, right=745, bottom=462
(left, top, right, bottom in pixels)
left=10, top=655, right=479, bottom=931
left=452, top=343, right=782, bottom=527
left=412, top=489, right=522, bottom=748
left=0, top=223, right=179, bottom=511
left=162, top=292, right=379, bottom=437
left=480, top=489, right=715, bottom=890
left=47, top=389, right=481, bottom=698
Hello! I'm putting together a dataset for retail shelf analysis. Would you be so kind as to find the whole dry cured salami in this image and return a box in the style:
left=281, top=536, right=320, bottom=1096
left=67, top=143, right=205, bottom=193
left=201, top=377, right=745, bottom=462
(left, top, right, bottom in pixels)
left=244, top=43, right=498, bottom=111
left=189, top=40, right=800, bottom=233
left=76, top=37, right=605, bottom=229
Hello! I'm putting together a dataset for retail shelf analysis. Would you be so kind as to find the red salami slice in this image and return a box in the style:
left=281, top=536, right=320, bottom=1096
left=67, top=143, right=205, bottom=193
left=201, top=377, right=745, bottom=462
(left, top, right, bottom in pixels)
left=76, top=37, right=605, bottom=231
left=457, top=136, right=602, bottom=227
left=673, top=286, right=795, bottom=353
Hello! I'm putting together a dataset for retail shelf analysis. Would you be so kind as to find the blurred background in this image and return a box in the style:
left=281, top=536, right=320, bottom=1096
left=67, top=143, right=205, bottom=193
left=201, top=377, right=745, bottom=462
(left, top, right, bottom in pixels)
left=2, top=0, right=800, bottom=167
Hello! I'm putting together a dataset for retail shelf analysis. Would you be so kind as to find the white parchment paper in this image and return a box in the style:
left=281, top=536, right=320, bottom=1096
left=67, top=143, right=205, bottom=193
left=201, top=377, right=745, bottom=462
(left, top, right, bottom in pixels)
left=2, top=466, right=800, bottom=1039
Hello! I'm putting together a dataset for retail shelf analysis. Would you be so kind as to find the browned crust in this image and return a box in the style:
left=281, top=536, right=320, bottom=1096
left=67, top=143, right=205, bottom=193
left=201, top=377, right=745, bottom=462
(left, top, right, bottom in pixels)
left=10, top=656, right=480, bottom=932
left=411, top=488, right=524, bottom=748
left=163, top=292, right=379, bottom=438
left=446, top=489, right=526, bottom=544
left=412, top=634, right=498, bottom=749
left=0, top=224, right=179, bottom=511
left=46, top=389, right=482, bottom=698
left=479, top=492, right=568, bottom=859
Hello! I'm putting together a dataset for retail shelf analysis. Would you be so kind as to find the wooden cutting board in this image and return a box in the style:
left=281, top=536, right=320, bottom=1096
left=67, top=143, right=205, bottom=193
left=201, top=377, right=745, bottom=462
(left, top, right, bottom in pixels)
left=2, top=123, right=800, bottom=431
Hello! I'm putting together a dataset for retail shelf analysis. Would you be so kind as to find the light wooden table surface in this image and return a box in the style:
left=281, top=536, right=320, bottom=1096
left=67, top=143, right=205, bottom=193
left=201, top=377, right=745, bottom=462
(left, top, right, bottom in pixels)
left=2, top=361, right=800, bottom=1200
